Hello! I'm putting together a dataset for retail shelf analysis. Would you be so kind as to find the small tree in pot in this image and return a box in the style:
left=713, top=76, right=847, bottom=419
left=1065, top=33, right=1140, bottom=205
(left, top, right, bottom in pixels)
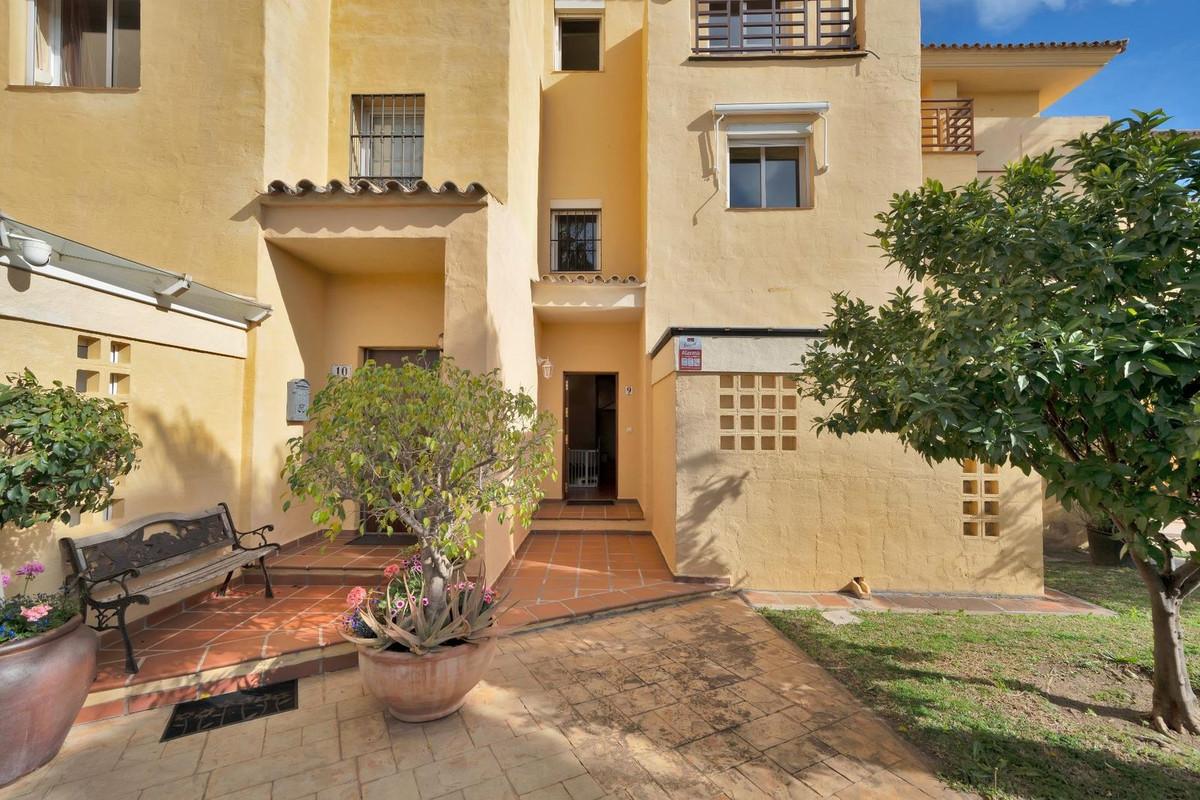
left=0, top=370, right=140, bottom=785
left=282, top=360, right=555, bottom=718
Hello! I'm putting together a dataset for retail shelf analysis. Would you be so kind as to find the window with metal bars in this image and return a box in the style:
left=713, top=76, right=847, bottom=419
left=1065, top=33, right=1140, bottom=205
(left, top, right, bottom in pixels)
left=350, top=94, right=425, bottom=183
left=694, top=0, right=855, bottom=55
left=551, top=210, right=601, bottom=272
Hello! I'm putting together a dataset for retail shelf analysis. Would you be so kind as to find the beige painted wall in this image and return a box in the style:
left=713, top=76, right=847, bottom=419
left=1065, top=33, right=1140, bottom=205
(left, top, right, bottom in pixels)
left=650, top=369, right=678, bottom=570
left=976, top=114, right=1109, bottom=176
left=535, top=319, right=645, bottom=505
left=642, top=0, right=923, bottom=341
left=922, top=152, right=980, bottom=188
left=327, top=0, right=513, bottom=198
left=0, top=0, right=266, bottom=295
left=670, top=373, right=1044, bottom=595
left=539, top=0, right=644, bottom=278
left=0, top=312, right=245, bottom=610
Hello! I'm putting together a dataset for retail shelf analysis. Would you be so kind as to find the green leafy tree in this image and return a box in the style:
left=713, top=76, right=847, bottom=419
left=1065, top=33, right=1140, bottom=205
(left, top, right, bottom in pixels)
left=798, top=112, right=1200, bottom=733
left=283, top=360, right=556, bottom=615
left=1, top=370, right=141, bottom=530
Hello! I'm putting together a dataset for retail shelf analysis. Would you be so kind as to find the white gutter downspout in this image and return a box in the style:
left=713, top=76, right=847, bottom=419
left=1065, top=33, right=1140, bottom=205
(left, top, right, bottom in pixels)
left=712, top=113, right=726, bottom=184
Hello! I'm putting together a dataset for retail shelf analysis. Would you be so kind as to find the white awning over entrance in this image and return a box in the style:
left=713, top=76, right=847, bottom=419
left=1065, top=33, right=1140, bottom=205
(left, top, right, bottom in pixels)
left=0, top=214, right=271, bottom=329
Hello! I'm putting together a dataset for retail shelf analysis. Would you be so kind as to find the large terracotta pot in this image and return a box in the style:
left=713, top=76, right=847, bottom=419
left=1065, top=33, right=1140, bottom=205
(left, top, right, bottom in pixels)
left=0, top=615, right=98, bottom=786
left=357, top=637, right=497, bottom=722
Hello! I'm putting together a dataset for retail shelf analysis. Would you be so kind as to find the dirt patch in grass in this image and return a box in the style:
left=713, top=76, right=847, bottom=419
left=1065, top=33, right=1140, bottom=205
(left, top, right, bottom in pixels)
left=762, top=560, right=1200, bottom=800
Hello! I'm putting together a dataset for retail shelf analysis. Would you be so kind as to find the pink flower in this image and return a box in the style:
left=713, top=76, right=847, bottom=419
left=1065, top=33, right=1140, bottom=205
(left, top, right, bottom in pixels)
left=1, top=573, right=9, bottom=589
left=383, top=564, right=401, bottom=580
left=346, top=586, right=367, bottom=608
left=20, top=604, right=52, bottom=623
left=15, top=561, right=44, bottom=578
left=421, top=597, right=430, bottom=607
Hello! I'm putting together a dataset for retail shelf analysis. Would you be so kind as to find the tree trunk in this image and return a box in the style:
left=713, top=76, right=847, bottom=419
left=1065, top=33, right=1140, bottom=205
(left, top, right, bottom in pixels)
left=421, top=545, right=453, bottom=619
left=1132, top=554, right=1200, bottom=734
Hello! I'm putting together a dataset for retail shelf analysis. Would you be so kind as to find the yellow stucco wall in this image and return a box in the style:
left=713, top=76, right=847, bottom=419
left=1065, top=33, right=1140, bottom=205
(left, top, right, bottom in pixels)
left=642, top=0, right=923, bottom=339
left=539, top=0, right=644, bottom=278
left=670, top=373, right=1044, bottom=595
left=0, top=313, right=245, bottom=607
left=0, top=0, right=1119, bottom=603
left=0, top=0, right=267, bottom=295
left=650, top=369, right=678, bottom=570
left=327, top=0, right=513, bottom=198
left=535, top=319, right=646, bottom=505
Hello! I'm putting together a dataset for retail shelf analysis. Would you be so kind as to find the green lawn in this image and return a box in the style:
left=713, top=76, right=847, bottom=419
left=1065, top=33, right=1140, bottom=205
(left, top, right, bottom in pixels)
left=762, top=560, right=1200, bottom=800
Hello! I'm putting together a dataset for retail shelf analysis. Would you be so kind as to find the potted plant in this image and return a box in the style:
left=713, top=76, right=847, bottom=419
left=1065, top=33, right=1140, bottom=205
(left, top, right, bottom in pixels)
left=0, top=371, right=141, bottom=785
left=283, top=359, right=554, bottom=720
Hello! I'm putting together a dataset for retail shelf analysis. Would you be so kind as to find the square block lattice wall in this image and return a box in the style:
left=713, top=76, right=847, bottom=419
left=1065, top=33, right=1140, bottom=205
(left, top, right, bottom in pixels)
left=718, top=373, right=800, bottom=452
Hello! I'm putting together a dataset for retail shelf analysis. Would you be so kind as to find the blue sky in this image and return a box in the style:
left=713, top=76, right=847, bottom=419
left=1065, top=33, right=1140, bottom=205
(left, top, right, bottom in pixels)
left=921, top=0, right=1200, bottom=129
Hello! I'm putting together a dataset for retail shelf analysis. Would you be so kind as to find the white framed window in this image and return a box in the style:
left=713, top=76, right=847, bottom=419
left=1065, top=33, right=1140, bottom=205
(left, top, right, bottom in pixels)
left=550, top=205, right=602, bottom=272
left=725, top=123, right=812, bottom=209
left=26, top=0, right=140, bottom=88
left=554, top=6, right=603, bottom=72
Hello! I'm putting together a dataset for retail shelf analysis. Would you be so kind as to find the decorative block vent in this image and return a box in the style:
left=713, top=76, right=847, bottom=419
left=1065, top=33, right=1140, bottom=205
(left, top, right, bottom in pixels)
left=961, top=458, right=1001, bottom=537
left=718, top=373, right=799, bottom=452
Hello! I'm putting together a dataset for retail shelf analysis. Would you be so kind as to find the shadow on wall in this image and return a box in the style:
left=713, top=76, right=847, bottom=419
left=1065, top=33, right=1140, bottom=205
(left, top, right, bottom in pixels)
left=136, top=407, right=239, bottom=511
left=674, top=450, right=748, bottom=587
left=0, top=405, right=238, bottom=595
left=4, top=264, right=32, bottom=292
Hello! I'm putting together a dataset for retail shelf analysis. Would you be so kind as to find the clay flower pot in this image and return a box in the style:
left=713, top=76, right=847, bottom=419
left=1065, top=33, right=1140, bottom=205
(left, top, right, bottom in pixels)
left=0, top=615, right=98, bottom=786
left=357, top=637, right=497, bottom=722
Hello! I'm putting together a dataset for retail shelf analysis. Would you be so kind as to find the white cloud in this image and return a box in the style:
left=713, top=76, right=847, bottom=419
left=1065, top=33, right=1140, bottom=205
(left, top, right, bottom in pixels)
left=923, top=0, right=1138, bottom=31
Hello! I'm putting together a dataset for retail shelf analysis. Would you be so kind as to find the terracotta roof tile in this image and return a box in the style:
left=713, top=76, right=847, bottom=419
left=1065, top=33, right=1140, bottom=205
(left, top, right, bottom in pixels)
left=923, top=40, right=1128, bottom=53
left=537, top=274, right=643, bottom=285
left=264, top=179, right=488, bottom=197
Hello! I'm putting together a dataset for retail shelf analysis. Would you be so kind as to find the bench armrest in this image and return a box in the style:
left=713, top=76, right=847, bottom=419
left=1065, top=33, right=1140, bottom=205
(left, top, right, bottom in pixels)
left=76, top=568, right=144, bottom=605
left=232, top=524, right=275, bottom=550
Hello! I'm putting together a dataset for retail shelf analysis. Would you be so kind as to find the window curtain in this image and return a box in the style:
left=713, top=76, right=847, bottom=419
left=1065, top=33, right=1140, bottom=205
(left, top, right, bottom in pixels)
left=60, top=0, right=107, bottom=87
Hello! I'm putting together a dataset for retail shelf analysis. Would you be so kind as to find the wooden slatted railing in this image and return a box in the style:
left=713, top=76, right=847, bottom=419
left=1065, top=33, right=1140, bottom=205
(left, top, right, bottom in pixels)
left=921, top=99, right=975, bottom=153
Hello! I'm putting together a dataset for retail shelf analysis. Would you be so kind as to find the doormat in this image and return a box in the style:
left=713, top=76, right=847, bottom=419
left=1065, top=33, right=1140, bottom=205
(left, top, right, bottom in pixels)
left=160, top=679, right=298, bottom=741
left=566, top=499, right=615, bottom=506
left=348, top=533, right=418, bottom=546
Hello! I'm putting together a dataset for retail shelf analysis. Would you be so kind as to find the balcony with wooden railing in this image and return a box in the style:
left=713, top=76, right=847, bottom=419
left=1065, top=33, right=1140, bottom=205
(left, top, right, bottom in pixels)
left=921, top=98, right=975, bottom=153
left=693, top=0, right=856, bottom=56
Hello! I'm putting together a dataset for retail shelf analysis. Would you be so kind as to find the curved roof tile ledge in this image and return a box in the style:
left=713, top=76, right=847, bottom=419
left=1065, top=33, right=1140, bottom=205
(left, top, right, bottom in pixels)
left=263, top=178, right=489, bottom=197
left=923, top=40, right=1128, bottom=52
left=537, top=274, right=644, bottom=285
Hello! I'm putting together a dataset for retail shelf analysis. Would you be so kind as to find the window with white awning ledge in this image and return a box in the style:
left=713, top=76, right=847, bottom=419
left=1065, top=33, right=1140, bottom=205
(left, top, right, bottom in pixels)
left=711, top=102, right=829, bottom=209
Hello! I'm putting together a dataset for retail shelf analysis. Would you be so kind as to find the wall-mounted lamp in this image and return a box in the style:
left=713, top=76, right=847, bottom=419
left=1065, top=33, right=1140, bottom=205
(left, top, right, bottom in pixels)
left=537, top=357, right=554, bottom=380
left=0, top=217, right=53, bottom=267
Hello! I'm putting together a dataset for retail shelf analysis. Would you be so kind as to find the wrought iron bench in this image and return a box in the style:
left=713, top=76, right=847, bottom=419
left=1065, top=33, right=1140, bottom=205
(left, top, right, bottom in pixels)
left=61, top=503, right=278, bottom=674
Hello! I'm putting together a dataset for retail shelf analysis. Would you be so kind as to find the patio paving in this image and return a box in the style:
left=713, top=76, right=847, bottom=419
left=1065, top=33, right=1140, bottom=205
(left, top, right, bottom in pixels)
left=494, top=533, right=725, bottom=627
left=533, top=500, right=645, bottom=522
left=82, top=533, right=722, bottom=722
left=6, top=596, right=970, bottom=800
left=741, top=588, right=1114, bottom=616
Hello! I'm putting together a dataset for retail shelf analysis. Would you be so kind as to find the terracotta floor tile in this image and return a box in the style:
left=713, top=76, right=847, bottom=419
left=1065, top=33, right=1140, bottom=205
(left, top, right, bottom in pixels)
left=200, top=640, right=267, bottom=670
left=130, top=649, right=205, bottom=683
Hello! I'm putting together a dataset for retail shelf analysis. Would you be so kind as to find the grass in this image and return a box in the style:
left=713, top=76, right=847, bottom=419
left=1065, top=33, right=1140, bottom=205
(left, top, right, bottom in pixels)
left=761, top=559, right=1200, bottom=800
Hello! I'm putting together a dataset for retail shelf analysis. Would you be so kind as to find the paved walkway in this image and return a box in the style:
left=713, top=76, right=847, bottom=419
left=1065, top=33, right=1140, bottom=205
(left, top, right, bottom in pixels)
left=495, top=533, right=723, bottom=627
left=6, top=596, right=969, bottom=800
left=742, top=588, right=1113, bottom=616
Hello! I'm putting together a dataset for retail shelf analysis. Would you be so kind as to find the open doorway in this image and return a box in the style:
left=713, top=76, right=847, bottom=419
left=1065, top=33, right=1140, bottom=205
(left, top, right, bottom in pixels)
left=563, top=373, right=618, bottom=503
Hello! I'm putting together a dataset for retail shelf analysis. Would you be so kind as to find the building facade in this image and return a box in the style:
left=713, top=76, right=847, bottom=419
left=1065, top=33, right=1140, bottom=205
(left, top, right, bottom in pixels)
left=0, top=0, right=1124, bottom=615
